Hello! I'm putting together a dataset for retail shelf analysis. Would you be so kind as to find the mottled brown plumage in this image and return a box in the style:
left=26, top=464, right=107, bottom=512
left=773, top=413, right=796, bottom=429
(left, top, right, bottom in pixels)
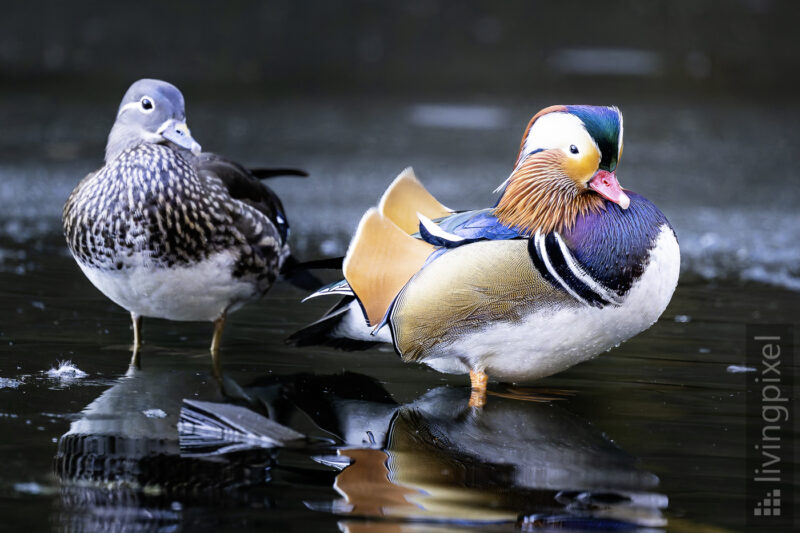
left=63, top=144, right=283, bottom=280
left=63, top=79, right=303, bottom=375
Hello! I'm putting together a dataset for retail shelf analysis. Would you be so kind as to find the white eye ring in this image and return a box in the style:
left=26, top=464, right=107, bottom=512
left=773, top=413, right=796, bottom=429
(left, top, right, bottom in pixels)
left=139, top=96, right=155, bottom=114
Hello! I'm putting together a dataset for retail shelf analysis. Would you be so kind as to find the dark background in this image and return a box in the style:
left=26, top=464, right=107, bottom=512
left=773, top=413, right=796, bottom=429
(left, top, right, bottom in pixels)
left=2, top=0, right=797, bottom=99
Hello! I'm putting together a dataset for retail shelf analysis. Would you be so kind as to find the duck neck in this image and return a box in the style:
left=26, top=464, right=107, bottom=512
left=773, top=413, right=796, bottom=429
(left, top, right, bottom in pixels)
left=493, top=152, right=604, bottom=235
left=104, top=122, right=170, bottom=163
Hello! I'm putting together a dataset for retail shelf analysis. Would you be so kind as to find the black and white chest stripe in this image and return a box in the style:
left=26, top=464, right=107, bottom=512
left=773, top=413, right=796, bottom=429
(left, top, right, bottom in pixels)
left=528, top=231, right=624, bottom=308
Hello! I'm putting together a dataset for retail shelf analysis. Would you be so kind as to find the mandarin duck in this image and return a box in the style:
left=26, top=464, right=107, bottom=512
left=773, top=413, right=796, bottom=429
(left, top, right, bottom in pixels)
left=63, top=79, right=308, bottom=376
left=290, top=105, right=680, bottom=406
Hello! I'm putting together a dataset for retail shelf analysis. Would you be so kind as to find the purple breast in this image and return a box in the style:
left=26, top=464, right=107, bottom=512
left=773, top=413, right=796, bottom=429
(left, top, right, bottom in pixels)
left=561, top=192, right=673, bottom=295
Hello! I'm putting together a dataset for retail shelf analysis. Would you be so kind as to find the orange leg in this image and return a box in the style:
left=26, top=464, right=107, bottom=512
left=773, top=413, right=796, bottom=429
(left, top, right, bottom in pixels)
left=468, top=369, right=489, bottom=408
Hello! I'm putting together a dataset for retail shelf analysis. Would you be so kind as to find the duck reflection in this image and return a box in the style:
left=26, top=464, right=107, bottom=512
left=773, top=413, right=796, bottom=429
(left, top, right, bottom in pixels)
left=53, top=359, right=294, bottom=532
left=54, top=367, right=667, bottom=531
left=267, top=374, right=667, bottom=529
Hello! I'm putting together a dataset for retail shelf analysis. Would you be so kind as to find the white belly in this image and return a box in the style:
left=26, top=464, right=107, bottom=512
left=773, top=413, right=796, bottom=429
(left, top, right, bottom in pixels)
left=77, top=251, right=260, bottom=322
left=333, top=299, right=393, bottom=343
left=424, top=225, right=681, bottom=380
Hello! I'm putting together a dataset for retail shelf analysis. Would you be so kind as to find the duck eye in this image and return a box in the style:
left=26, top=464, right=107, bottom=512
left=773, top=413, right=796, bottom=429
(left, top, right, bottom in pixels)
left=139, top=96, right=155, bottom=113
left=569, top=144, right=579, bottom=154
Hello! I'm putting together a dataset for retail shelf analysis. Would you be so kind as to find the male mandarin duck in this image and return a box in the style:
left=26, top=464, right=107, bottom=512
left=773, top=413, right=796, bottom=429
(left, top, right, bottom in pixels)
left=63, top=79, right=308, bottom=376
left=290, top=105, right=680, bottom=406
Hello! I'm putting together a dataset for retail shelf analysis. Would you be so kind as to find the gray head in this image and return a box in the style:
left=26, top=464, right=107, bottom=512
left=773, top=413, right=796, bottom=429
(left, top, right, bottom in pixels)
left=105, top=79, right=202, bottom=162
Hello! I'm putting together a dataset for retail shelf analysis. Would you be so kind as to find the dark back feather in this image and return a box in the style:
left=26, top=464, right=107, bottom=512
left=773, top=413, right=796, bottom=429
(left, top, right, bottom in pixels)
left=194, top=153, right=291, bottom=243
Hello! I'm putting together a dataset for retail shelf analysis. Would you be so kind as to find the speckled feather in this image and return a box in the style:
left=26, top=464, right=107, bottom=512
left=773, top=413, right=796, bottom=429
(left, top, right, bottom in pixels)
left=63, top=143, right=285, bottom=290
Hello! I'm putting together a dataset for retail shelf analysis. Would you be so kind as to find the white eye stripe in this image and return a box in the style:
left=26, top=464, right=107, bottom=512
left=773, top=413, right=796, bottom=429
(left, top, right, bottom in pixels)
left=522, top=112, right=599, bottom=161
left=117, top=102, right=139, bottom=116
left=117, top=95, right=156, bottom=117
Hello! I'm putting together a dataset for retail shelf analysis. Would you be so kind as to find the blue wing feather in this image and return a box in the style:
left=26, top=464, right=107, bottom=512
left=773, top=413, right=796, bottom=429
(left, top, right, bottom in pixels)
left=416, top=209, right=522, bottom=248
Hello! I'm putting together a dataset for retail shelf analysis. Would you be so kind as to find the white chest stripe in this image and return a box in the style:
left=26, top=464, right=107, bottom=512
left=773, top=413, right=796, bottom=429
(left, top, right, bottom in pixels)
left=533, top=231, right=626, bottom=307
left=553, top=233, right=624, bottom=306
left=534, top=231, right=590, bottom=306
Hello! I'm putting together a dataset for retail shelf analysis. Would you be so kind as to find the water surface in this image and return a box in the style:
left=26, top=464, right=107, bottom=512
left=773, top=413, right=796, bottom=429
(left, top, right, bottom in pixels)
left=0, top=94, right=798, bottom=531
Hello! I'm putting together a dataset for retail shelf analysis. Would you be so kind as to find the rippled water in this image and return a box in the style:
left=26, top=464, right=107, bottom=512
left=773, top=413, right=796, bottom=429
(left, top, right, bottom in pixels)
left=0, top=94, right=799, bottom=531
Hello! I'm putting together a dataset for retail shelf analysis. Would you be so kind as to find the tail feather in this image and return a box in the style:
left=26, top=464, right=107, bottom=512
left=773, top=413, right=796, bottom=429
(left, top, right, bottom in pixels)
left=249, top=168, right=309, bottom=179
left=378, top=167, right=452, bottom=234
left=279, top=255, right=325, bottom=291
left=302, top=279, right=353, bottom=302
left=286, top=297, right=380, bottom=351
left=287, top=256, right=345, bottom=271
left=343, top=208, right=434, bottom=326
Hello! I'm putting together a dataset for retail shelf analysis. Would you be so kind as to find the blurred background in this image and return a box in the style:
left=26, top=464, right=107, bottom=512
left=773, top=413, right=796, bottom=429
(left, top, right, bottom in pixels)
left=2, top=0, right=797, bottom=97
left=1, top=0, right=799, bottom=288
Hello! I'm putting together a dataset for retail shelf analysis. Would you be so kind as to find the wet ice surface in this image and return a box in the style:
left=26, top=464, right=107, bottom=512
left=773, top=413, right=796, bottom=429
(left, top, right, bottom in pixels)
left=0, top=377, right=22, bottom=389
left=726, top=365, right=756, bottom=373
left=2, top=262, right=798, bottom=531
left=0, top=93, right=799, bottom=531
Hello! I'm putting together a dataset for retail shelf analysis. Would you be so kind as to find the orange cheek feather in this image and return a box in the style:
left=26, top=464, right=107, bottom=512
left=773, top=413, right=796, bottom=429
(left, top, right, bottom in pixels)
left=562, top=150, right=600, bottom=186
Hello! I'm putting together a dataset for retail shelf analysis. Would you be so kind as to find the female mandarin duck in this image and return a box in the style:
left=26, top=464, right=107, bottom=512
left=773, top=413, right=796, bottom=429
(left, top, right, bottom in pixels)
left=63, top=79, right=307, bottom=376
left=291, top=105, right=680, bottom=406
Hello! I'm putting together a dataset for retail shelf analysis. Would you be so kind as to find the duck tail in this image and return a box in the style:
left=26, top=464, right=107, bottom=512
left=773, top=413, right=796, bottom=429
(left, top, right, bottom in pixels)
left=280, top=253, right=347, bottom=292
left=249, top=167, right=309, bottom=179
left=285, top=296, right=380, bottom=351
left=279, top=255, right=328, bottom=291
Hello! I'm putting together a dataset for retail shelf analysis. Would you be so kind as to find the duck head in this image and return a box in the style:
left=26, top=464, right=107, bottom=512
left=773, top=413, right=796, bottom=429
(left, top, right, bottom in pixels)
left=494, top=105, right=628, bottom=235
left=105, top=78, right=202, bottom=162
